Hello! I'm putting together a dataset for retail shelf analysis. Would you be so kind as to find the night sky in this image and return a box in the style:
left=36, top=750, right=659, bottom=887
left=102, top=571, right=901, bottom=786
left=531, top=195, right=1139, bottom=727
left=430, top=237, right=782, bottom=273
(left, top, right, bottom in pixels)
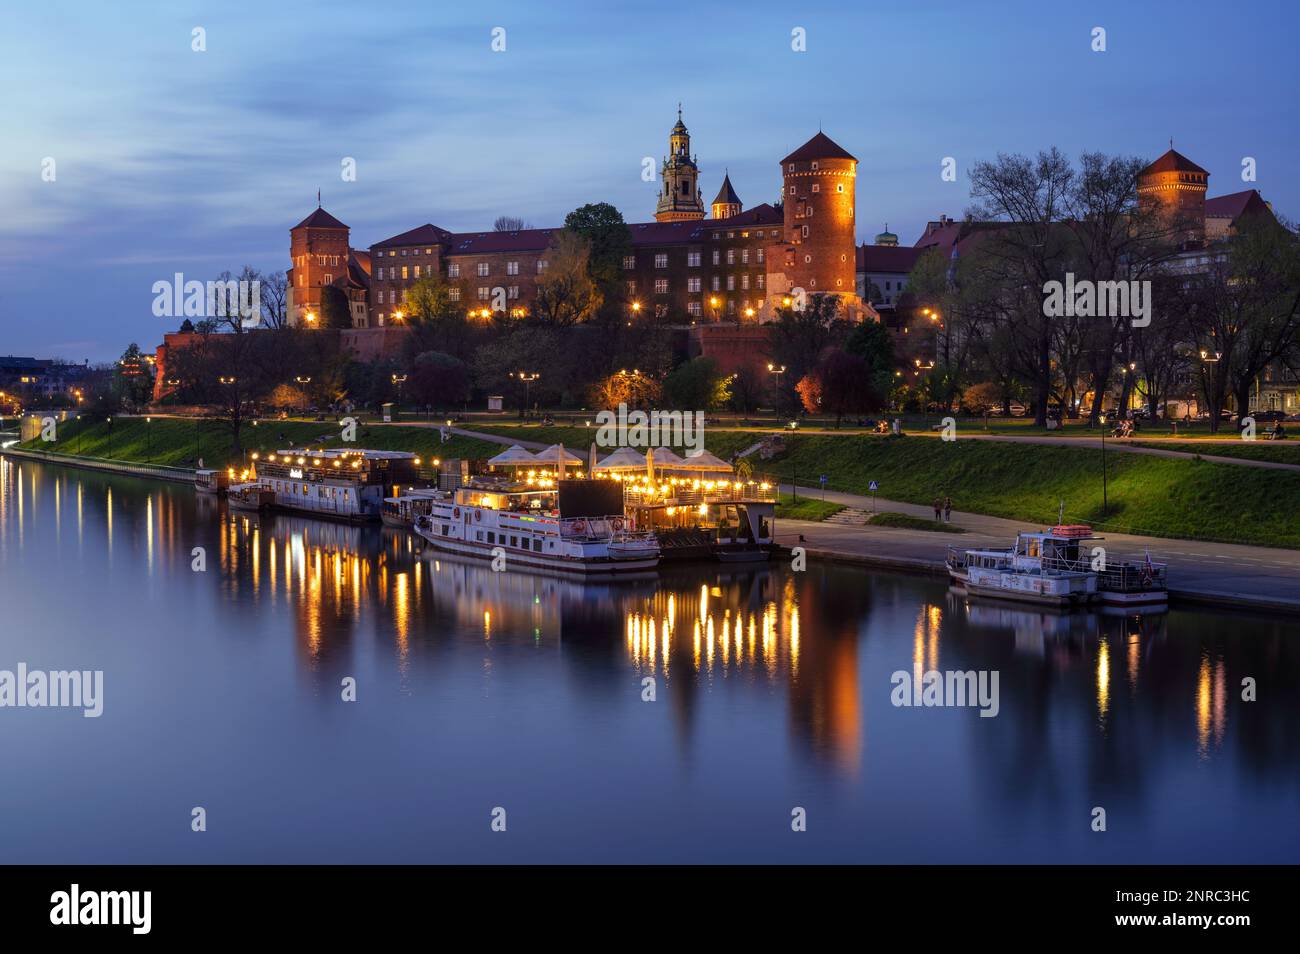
left=2, top=0, right=1296, bottom=361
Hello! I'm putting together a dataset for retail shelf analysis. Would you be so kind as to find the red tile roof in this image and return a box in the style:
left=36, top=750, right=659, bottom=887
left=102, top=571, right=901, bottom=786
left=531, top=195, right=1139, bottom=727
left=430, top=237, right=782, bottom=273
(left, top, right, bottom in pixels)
left=293, top=207, right=349, bottom=230
left=373, top=223, right=453, bottom=249
left=857, top=244, right=923, bottom=273
left=446, top=228, right=559, bottom=253
left=1205, top=189, right=1272, bottom=222
left=1140, top=149, right=1208, bottom=177
left=781, top=132, right=856, bottom=164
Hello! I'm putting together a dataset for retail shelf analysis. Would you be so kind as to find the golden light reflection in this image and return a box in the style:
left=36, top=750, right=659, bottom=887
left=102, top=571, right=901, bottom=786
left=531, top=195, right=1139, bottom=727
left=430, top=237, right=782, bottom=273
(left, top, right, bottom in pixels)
left=1096, top=638, right=1111, bottom=724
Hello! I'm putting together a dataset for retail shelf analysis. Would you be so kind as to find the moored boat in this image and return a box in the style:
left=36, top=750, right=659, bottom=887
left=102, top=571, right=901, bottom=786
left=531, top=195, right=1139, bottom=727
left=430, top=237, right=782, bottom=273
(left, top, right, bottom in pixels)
left=414, top=477, right=659, bottom=577
left=194, top=469, right=230, bottom=496
left=946, top=524, right=1167, bottom=610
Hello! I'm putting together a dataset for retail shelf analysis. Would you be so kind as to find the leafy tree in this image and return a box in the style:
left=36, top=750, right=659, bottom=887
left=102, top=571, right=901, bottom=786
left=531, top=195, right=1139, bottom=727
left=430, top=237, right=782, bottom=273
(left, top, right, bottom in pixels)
left=403, top=274, right=474, bottom=359
left=409, top=351, right=471, bottom=410
left=728, top=365, right=763, bottom=417
left=766, top=294, right=849, bottom=413
left=534, top=230, right=603, bottom=326
left=663, top=357, right=729, bottom=410
left=844, top=318, right=897, bottom=406
left=590, top=370, right=662, bottom=411
left=563, top=202, right=631, bottom=310
left=112, top=343, right=155, bottom=407
left=320, top=284, right=352, bottom=329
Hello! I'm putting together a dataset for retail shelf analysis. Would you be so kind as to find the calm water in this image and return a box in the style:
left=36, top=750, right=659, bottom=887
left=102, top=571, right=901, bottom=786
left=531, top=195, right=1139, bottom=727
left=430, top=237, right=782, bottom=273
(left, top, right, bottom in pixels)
left=1, top=456, right=1297, bottom=864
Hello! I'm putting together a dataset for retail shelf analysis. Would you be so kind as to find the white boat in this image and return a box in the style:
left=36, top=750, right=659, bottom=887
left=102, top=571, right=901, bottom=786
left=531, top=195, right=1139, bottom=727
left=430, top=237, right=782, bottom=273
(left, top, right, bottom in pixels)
left=946, top=524, right=1167, bottom=609
left=194, top=469, right=229, bottom=496
left=381, top=487, right=447, bottom=529
left=414, top=478, right=660, bottom=577
left=245, top=448, right=425, bottom=523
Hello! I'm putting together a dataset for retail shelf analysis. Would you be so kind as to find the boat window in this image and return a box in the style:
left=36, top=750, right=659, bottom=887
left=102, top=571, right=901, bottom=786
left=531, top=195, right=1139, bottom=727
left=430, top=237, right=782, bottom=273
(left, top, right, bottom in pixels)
left=533, top=539, right=541, bottom=552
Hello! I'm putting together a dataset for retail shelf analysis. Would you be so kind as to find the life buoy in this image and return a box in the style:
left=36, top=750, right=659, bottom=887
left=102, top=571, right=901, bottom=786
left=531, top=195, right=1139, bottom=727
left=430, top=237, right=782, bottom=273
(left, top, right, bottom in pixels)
left=453, top=507, right=461, bottom=520
left=610, top=517, right=624, bottom=532
left=572, top=518, right=587, bottom=534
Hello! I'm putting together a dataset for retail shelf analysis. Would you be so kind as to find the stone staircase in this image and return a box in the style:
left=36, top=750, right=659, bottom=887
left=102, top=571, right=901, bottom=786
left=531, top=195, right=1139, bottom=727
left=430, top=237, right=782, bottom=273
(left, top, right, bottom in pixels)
left=824, top=507, right=871, bottom=526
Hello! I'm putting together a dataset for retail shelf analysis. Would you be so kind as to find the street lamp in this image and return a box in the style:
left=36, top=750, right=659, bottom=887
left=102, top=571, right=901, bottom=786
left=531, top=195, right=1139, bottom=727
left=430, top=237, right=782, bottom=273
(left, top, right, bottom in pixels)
left=511, top=371, right=539, bottom=418
left=1098, top=412, right=1109, bottom=518
left=391, top=373, right=407, bottom=409
left=304, top=311, right=317, bottom=325
left=106, top=416, right=113, bottom=460
left=709, top=296, right=720, bottom=322
left=145, top=416, right=152, bottom=463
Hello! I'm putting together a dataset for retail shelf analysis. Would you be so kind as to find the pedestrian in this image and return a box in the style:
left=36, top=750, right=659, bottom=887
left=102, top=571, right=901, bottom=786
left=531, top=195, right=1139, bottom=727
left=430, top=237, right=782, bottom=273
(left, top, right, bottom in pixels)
left=933, top=497, right=942, bottom=521
left=943, top=496, right=953, bottom=523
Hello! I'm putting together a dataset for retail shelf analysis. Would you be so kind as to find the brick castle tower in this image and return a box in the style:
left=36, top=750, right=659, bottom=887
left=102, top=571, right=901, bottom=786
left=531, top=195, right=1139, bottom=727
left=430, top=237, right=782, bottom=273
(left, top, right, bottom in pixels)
left=774, top=131, right=863, bottom=315
left=288, top=204, right=351, bottom=325
left=1138, top=147, right=1208, bottom=244
left=654, top=106, right=705, bottom=222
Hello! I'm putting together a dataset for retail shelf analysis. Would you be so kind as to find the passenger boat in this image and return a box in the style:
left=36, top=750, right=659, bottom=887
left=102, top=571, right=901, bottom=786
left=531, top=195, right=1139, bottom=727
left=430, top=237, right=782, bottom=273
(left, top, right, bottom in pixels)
left=194, top=469, right=230, bottom=496
left=414, top=477, right=660, bottom=577
left=946, top=524, right=1167, bottom=609
left=240, top=448, right=426, bottom=523
left=227, top=482, right=276, bottom=513
left=381, top=488, right=447, bottom=529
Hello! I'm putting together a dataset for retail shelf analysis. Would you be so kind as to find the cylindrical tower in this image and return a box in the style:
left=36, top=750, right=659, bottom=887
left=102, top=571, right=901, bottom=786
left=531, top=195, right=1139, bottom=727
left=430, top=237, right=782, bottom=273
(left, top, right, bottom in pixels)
left=780, top=132, right=858, bottom=298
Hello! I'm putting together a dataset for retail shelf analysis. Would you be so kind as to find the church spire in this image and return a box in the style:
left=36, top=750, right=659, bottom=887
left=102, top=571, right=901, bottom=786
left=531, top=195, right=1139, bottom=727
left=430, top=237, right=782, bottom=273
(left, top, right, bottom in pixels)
left=655, top=106, right=705, bottom=222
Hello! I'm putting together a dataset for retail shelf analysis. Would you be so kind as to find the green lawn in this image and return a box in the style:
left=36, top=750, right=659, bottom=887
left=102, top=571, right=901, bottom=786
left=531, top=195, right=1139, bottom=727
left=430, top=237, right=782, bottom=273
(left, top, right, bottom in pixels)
left=18, top=416, right=503, bottom=470
left=774, top=494, right=845, bottom=522
left=1132, top=441, right=1300, bottom=465
left=870, top=511, right=965, bottom=533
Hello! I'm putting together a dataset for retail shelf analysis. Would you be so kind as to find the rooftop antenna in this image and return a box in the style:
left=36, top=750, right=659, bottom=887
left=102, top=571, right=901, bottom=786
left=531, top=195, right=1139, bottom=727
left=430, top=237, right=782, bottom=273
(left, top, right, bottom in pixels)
left=317, top=189, right=321, bottom=208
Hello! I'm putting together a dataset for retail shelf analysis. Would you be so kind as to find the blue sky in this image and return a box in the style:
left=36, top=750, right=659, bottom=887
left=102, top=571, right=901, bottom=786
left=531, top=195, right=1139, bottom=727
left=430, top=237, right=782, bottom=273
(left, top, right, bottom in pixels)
left=2, top=0, right=1297, bottom=361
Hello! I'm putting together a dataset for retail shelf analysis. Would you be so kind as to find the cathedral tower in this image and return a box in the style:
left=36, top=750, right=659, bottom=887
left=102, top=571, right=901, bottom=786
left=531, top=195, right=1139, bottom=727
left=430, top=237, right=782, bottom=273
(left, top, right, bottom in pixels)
left=654, top=106, right=705, bottom=222
left=711, top=172, right=742, bottom=220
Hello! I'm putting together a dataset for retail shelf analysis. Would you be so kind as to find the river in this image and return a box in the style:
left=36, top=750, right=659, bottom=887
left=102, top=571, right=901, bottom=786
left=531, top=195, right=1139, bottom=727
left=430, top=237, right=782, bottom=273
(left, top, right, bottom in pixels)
left=1, top=456, right=1296, bottom=863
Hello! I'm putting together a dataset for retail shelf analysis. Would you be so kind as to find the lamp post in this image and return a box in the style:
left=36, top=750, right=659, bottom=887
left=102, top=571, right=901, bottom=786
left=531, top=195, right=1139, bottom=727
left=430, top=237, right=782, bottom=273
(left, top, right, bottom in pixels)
left=391, top=374, right=407, bottom=412
left=145, top=416, right=152, bottom=463
left=1098, top=412, right=1108, bottom=518
left=767, top=363, right=785, bottom=422
left=511, top=371, right=539, bottom=419
left=106, top=416, right=113, bottom=460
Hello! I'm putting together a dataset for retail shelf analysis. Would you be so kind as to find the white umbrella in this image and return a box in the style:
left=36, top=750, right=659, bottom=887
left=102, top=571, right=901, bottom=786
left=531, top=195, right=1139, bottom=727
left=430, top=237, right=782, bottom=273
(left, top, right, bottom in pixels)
left=596, top=447, right=650, bottom=471
left=678, top=449, right=732, bottom=472
left=651, top=446, right=685, bottom=466
left=487, top=445, right=539, bottom=467
left=646, top=447, right=655, bottom=486
left=538, top=444, right=583, bottom=463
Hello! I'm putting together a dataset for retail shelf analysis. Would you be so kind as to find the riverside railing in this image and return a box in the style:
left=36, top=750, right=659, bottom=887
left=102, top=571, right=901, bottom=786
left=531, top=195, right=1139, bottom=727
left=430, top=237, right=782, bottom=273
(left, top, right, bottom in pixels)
left=0, top=447, right=195, bottom=484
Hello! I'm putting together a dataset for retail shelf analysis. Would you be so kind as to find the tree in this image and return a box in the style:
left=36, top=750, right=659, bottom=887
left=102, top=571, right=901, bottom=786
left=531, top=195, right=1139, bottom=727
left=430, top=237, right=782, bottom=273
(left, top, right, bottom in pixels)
left=563, top=202, right=631, bottom=311
left=728, top=365, right=763, bottom=418
left=795, top=372, right=822, bottom=415
left=766, top=294, right=849, bottom=413
left=320, top=284, right=352, bottom=329
left=112, top=343, right=155, bottom=407
left=494, top=215, right=530, bottom=232
left=409, top=351, right=471, bottom=410
left=590, top=370, right=662, bottom=411
left=806, top=349, right=885, bottom=425
left=663, top=357, right=729, bottom=411
left=534, top=230, right=603, bottom=327
left=265, top=383, right=309, bottom=412
left=844, top=318, right=897, bottom=407
left=403, top=274, right=474, bottom=359
left=259, top=271, right=290, bottom=329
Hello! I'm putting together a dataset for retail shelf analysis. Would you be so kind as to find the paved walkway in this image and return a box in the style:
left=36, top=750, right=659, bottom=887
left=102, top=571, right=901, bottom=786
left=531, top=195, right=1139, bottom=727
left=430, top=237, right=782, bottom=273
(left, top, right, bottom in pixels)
left=773, top=484, right=1300, bottom=614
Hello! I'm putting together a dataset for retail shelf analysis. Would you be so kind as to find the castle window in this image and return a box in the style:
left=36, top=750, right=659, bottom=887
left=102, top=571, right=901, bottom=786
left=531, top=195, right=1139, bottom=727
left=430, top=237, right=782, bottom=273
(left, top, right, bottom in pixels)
left=807, top=205, right=814, bottom=216
left=741, top=248, right=749, bottom=264
left=789, top=186, right=796, bottom=195
left=741, top=274, right=750, bottom=290
left=627, top=280, right=637, bottom=295
left=478, top=287, right=490, bottom=300
left=687, top=302, right=702, bottom=317
left=448, top=263, right=460, bottom=277
left=654, top=253, right=668, bottom=268
left=425, top=248, right=432, bottom=254
left=623, top=255, right=636, bottom=269
left=757, top=274, right=765, bottom=289
left=726, top=249, right=735, bottom=265
left=788, top=163, right=794, bottom=171
left=712, top=250, right=720, bottom=265
left=687, top=251, right=701, bottom=267
left=711, top=276, right=720, bottom=291
left=401, top=249, right=407, bottom=256
left=811, top=162, right=819, bottom=170
left=507, top=261, right=519, bottom=275
left=508, top=286, right=519, bottom=299
left=414, top=265, right=421, bottom=278
left=654, top=278, right=669, bottom=294
left=726, top=276, right=735, bottom=291
left=448, top=288, right=460, bottom=301
left=317, top=255, right=326, bottom=266
left=401, top=266, right=408, bottom=279
left=757, top=247, right=765, bottom=264
left=688, top=277, right=701, bottom=293
left=477, top=262, right=489, bottom=277
left=837, top=184, right=844, bottom=193
left=802, top=226, right=809, bottom=238
left=812, top=184, right=820, bottom=193
left=324, top=273, right=333, bottom=284
left=537, top=260, right=548, bottom=273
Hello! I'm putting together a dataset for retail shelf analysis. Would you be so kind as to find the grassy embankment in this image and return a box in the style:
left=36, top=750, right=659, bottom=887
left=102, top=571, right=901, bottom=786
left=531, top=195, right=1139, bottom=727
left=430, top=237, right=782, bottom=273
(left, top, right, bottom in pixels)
left=1131, top=441, right=1300, bottom=466
left=470, top=423, right=1300, bottom=548
left=774, top=494, right=844, bottom=521
left=16, top=416, right=502, bottom=470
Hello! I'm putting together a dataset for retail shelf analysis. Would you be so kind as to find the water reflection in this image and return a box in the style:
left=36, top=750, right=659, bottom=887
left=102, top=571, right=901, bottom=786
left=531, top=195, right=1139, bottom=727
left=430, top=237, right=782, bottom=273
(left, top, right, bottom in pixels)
left=2, top=456, right=1299, bottom=862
